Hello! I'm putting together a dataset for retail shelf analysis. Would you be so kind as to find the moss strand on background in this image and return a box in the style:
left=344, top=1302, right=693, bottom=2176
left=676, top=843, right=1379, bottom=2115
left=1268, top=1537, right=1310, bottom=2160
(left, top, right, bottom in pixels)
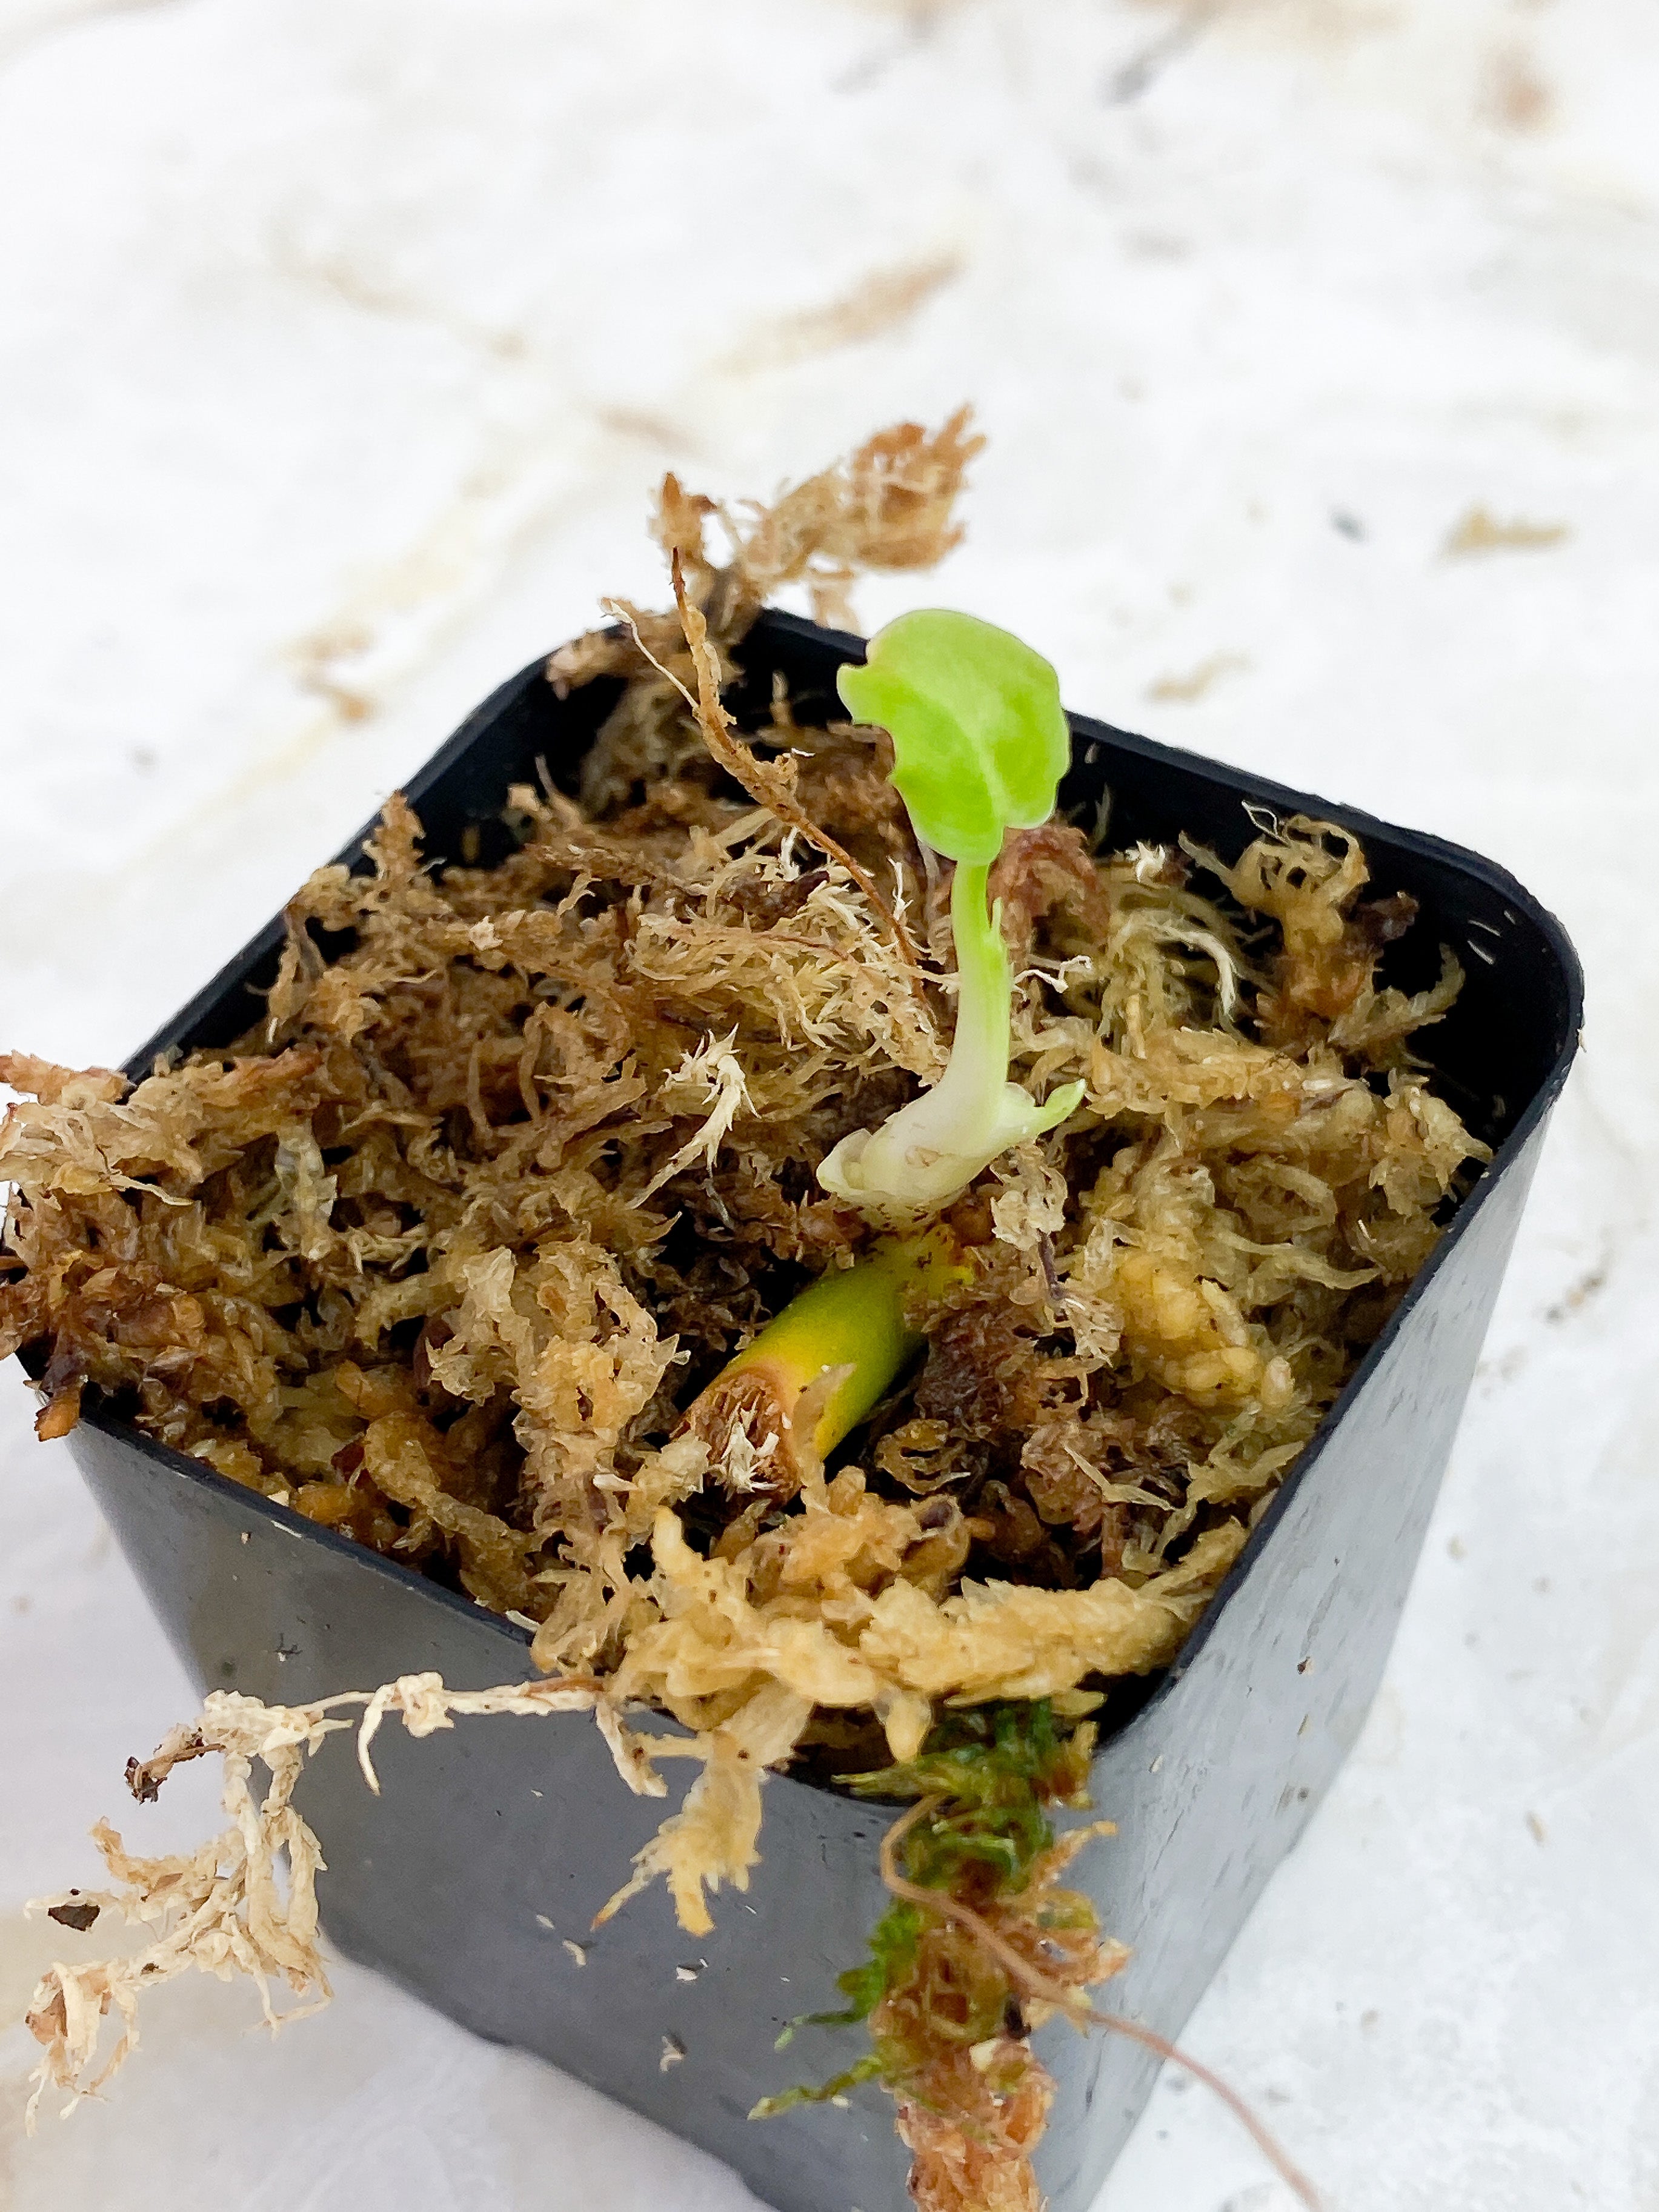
left=757, top=1702, right=1115, bottom=2212
left=759, top=1701, right=1320, bottom=2212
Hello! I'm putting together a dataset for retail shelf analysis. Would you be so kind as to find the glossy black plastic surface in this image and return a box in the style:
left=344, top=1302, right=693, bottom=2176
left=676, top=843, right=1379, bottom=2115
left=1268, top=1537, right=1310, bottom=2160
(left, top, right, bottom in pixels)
left=65, top=612, right=1581, bottom=2212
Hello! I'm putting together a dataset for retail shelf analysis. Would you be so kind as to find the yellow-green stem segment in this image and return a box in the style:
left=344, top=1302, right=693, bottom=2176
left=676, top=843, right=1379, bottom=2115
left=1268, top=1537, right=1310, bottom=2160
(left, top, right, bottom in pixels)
left=712, top=1229, right=968, bottom=1464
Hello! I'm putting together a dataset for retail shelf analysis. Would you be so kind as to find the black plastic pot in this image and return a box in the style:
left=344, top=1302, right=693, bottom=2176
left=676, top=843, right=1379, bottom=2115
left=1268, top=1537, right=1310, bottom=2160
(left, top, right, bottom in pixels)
left=56, top=612, right=1580, bottom=2212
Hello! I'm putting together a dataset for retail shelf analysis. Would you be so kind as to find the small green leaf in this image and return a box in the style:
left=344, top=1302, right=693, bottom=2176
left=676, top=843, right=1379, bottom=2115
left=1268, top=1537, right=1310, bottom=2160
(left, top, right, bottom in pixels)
left=836, top=610, right=1071, bottom=865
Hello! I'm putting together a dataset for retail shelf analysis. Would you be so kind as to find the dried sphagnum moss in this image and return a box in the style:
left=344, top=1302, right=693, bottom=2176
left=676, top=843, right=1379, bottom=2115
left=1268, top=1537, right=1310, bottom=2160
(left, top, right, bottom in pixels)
left=4, top=415, right=1482, bottom=2200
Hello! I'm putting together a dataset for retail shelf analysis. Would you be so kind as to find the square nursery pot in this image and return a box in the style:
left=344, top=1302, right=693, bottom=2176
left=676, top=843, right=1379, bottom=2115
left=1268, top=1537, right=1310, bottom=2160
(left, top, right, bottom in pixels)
left=55, top=611, right=1581, bottom=2212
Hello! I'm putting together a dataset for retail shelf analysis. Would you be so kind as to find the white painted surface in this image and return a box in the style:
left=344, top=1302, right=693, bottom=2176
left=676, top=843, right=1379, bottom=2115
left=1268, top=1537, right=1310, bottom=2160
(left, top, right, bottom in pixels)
left=1, top=4, right=1654, bottom=2207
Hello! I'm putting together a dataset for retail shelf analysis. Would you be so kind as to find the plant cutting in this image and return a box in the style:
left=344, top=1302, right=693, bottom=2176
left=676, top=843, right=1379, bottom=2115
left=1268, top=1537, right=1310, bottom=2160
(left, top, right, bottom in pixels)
left=679, top=608, right=1087, bottom=1513
left=0, top=417, right=1575, bottom=2212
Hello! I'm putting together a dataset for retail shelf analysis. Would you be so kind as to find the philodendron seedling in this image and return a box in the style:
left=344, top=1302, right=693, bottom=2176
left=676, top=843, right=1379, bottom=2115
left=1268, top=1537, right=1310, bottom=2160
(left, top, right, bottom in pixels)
left=682, top=613, right=1088, bottom=1486
left=819, top=611, right=1085, bottom=1221
left=682, top=613, right=1088, bottom=1488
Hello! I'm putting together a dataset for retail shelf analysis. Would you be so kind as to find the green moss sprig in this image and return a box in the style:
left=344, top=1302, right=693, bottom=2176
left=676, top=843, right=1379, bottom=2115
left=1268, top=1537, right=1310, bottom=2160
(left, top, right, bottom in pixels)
left=753, top=1701, right=1102, bottom=2124
left=754, top=1702, right=1321, bottom=2212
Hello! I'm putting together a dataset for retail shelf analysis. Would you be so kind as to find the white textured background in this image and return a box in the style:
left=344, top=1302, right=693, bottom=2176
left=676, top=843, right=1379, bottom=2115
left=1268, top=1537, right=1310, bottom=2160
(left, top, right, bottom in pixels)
left=1, top=4, right=1655, bottom=2208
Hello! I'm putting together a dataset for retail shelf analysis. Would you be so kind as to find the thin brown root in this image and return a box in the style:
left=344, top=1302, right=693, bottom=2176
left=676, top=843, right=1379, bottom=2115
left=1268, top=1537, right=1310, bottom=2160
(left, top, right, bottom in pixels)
left=1076, top=2005, right=1322, bottom=2211
left=879, top=1801, right=1322, bottom=2212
